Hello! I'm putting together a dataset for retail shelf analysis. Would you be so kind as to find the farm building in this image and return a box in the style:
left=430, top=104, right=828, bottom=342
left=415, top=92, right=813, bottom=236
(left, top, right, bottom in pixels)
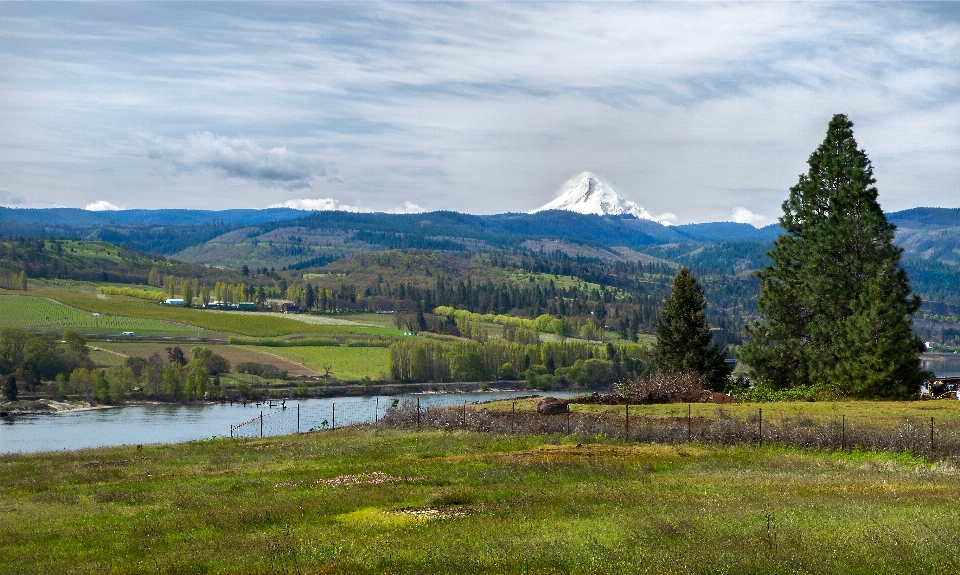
left=164, top=298, right=185, bottom=306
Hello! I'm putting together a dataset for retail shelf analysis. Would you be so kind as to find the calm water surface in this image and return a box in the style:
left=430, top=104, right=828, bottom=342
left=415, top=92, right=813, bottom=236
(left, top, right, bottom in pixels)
left=922, top=354, right=960, bottom=377
left=0, top=391, right=580, bottom=454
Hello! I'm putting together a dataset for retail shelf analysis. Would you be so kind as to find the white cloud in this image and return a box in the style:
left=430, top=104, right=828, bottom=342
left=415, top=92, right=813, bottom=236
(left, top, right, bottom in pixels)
left=273, top=198, right=361, bottom=212
left=654, top=212, right=678, bottom=226
left=145, top=132, right=322, bottom=190
left=85, top=200, right=121, bottom=211
left=271, top=198, right=425, bottom=214
left=731, top=207, right=769, bottom=227
left=396, top=201, right=425, bottom=214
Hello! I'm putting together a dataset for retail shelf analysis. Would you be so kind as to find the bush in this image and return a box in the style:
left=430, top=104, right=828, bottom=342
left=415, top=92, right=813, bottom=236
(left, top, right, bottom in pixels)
left=235, top=361, right=287, bottom=380
left=615, top=372, right=710, bottom=404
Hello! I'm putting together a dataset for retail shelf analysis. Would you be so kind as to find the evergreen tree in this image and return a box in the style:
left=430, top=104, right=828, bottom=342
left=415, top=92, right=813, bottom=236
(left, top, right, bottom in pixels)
left=738, top=114, right=927, bottom=397
left=3, top=374, right=17, bottom=401
left=653, top=267, right=731, bottom=389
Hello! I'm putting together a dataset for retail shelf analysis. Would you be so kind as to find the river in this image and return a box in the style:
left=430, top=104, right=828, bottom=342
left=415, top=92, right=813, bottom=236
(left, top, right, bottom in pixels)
left=0, top=390, right=581, bottom=454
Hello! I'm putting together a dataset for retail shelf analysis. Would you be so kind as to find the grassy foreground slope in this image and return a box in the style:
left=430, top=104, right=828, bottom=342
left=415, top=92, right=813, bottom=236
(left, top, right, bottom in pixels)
left=1, top=430, right=957, bottom=574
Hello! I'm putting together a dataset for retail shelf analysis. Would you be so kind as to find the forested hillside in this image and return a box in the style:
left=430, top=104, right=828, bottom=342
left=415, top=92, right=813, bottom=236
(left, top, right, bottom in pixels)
left=4, top=206, right=960, bottom=348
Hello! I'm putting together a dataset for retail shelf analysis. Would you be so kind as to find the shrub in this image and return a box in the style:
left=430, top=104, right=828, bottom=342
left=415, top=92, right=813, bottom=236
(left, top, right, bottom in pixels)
left=615, top=372, right=710, bottom=404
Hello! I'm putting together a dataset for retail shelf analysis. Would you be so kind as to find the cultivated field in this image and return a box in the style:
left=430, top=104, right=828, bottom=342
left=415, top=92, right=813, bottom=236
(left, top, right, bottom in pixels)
left=30, top=287, right=343, bottom=337
left=1, top=429, right=956, bottom=574
left=258, top=345, right=390, bottom=380
left=0, top=293, right=199, bottom=336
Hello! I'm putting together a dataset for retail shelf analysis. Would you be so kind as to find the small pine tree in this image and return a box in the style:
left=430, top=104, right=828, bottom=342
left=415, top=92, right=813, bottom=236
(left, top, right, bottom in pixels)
left=653, top=267, right=731, bottom=390
left=3, top=374, right=18, bottom=401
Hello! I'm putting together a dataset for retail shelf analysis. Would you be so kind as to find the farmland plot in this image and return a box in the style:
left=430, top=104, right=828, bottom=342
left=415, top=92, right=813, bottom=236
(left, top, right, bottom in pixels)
left=97, top=342, right=320, bottom=376
left=0, top=294, right=199, bottom=336
left=258, top=345, right=389, bottom=380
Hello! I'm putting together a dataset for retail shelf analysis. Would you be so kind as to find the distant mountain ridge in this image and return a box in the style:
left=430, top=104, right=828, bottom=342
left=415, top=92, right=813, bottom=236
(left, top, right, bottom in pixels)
left=3, top=204, right=960, bottom=267
left=0, top=206, right=309, bottom=226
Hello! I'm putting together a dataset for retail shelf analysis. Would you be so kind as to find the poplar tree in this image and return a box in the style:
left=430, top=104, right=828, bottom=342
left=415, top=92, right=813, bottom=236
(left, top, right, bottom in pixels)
left=738, top=114, right=927, bottom=398
left=653, top=267, right=731, bottom=389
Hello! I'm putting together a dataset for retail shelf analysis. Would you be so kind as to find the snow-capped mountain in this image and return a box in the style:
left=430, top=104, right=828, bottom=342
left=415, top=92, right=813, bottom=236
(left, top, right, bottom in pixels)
left=531, top=172, right=663, bottom=223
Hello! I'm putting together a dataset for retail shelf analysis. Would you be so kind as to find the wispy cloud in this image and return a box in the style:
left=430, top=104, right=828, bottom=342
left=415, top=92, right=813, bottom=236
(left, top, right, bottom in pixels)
left=0, top=3, right=957, bottom=217
left=145, top=132, right=322, bottom=190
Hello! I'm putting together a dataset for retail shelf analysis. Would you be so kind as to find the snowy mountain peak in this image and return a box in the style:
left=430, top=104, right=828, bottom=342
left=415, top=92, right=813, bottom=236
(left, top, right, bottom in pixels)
left=530, top=172, right=663, bottom=223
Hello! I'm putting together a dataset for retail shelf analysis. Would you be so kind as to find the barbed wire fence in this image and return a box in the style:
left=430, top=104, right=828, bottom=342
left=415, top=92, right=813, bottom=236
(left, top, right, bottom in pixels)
left=228, top=397, right=960, bottom=460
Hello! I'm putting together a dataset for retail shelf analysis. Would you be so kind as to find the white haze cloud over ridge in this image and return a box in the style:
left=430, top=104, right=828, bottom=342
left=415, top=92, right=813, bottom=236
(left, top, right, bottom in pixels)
left=145, top=132, right=322, bottom=190
left=272, top=198, right=424, bottom=214
left=0, top=3, right=957, bottom=219
left=85, top=200, right=121, bottom=211
left=732, top=207, right=770, bottom=227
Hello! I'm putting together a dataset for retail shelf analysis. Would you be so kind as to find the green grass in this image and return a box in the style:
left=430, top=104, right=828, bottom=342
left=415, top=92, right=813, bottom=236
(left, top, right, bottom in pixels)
left=1, top=430, right=958, bottom=574
left=486, top=397, right=960, bottom=425
left=31, top=287, right=348, bottom=338
left=258, top=345, right=390, bottom=380
left=0, top=294, right=199, bottom=336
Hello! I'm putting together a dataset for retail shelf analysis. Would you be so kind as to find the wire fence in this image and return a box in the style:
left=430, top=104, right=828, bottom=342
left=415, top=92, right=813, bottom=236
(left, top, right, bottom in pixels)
left=228, top=398, right=960, bottom=460
left=227, top=395, right=529, bottom=439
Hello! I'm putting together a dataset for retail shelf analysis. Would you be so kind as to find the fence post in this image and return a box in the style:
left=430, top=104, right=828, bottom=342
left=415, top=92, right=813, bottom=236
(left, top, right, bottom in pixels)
left=566, top=411, right=570, bottom=435
left=297, top=404, right=300, bottom=434
left=512, top=401, right=516, bottom=434
left=332, top=403, right=336, bottom=430
left=375, top=397, right=379, bottom=423
left=462, top=401, right=467, bottom=428
left=417, top=397, right=421, bottom=430
left=625, top=404, right=630, bottom=440
left=931, top=417, right=935, bottom=454
left=687, top=404, right=691, bottom=442
left=841, top=415, right=845, bottom=451
left=758, top=408, right=762, bottom=447
left=260, top=410, right=263, bottom=438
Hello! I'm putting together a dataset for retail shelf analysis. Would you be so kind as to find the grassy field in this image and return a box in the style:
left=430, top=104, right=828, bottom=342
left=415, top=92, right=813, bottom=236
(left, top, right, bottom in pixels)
left=485, top=396, right=960, bottom=425
left=94, top=342, right=320, bottom=377
left=0, top=294, right=200, bottom=336
left=259, top=345, right=390, bottom=380
left=1, top=429, right=957, bottom=574
left=29, top=287, right=349, bottom=337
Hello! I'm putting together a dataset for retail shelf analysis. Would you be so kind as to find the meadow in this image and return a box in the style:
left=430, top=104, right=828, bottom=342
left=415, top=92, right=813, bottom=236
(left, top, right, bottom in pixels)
left=0, top=293, right=198, bottom=336
left=1, top=429, right=957, bottom=574
left=258, top=345, right=390, bottom=381
left=486, top=396, right=960, bottom=426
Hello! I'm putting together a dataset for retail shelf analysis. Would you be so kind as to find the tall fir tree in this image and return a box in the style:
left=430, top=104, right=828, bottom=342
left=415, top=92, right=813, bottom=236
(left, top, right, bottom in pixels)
left=653, top=267, right=731, bottom=389
left=738, top=114, right=927, bottom=398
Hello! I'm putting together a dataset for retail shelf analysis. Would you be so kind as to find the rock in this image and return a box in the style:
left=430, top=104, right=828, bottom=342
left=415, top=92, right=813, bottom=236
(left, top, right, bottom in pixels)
left=537, top=397, right=570, bottom=415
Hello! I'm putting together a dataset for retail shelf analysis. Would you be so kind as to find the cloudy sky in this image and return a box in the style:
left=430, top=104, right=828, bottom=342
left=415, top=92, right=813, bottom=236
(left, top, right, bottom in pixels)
left=1, top=2, right=958, bottom=225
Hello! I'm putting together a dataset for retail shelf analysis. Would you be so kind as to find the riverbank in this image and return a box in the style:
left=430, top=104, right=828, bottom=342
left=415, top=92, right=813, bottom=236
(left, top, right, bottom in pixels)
left=1, top=428, right=956, bottom=574
left=0, top=398, right=105, bottom=416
